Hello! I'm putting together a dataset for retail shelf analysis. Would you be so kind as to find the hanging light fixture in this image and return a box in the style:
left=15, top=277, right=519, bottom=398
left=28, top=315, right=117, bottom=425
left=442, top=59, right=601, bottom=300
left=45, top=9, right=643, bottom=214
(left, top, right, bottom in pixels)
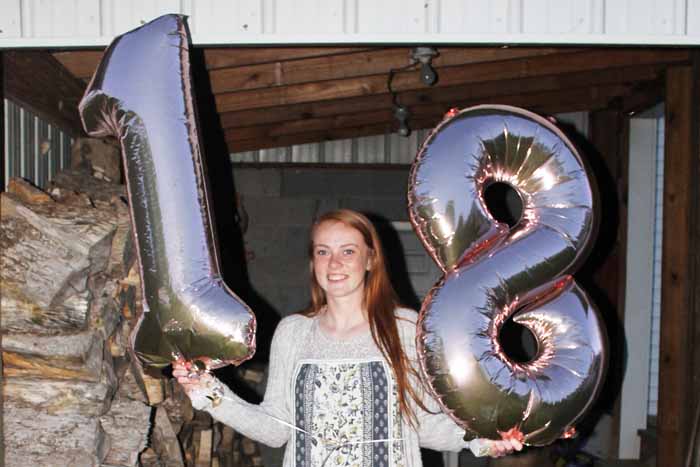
left=387, top=47, right=439, bottom=137
left=411, top=47, right=439, bottom=86
left=394, top=105, right=410, bottom=137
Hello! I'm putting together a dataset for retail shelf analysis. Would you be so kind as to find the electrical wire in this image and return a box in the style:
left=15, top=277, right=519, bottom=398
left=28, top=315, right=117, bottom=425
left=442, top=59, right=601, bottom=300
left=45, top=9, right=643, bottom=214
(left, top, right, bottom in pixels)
left=387, top=63, right=418, bottom=108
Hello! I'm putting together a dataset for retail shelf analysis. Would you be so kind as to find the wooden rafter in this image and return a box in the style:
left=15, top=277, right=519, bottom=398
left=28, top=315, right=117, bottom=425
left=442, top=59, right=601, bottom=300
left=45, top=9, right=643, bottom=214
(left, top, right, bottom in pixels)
left=221, top=65, right=658, bottom=128
left=207, top=47, right=566, bottom=93
left=49, top=46, right=689, bottom=154
left=202, top=47, right=369, bottom=69
left=213, top=49, right=689, bottom=114
left=3, top=51, right=86, bottom=137
left=226, top=84, right=634, bottom=151
left=52, top=47, right=372, bottom=81
left=228, top=116, right=436, bottom=154
left=51, top=50, right=105, bottom=82
left=220, top=64, right=664, bottom=130
left=618, top=78, right=665, bottom=114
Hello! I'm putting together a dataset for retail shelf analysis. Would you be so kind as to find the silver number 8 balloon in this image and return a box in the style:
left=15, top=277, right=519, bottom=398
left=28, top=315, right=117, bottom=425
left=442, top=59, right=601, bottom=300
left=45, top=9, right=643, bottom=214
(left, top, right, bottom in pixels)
left=408, top=105, right=608, bottom=445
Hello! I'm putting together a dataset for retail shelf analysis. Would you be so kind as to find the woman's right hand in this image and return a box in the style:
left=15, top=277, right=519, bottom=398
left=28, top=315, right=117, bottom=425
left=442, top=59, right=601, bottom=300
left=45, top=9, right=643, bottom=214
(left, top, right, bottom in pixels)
left=172, top=359, right=214, bottom=396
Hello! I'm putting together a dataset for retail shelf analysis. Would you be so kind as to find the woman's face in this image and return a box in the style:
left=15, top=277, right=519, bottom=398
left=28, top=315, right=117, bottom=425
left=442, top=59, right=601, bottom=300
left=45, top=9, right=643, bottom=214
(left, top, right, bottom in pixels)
left=311, top=220, right=373, bottom=302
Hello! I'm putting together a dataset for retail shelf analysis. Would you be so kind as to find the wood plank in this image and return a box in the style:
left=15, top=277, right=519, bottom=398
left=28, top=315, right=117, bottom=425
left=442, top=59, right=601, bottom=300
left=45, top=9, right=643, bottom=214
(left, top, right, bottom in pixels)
left=588, top=108, right=630, bottom=459
left=214, top=49, right=689, bottom=113
left=226, top=85, right=631, bottom=151
left=657, top=64, right=699, bottom=467
left=203, top=46, right=371, bottom=69
left=3, top=51, right=85, bottom=136
left=209, top=47, right=566, bottom=93
left=52, top=47, right=372, bottom=81
left=692, top=54, right=700, bottom=466
left=227, top=82, right=622, bottom=152
left=220, top=65, right=663, bottom=130
left=620, top=79, right=665, bottom=115
left=51, top=50, right=105, bottom=81
left=229, top=116, right=437, bottom=153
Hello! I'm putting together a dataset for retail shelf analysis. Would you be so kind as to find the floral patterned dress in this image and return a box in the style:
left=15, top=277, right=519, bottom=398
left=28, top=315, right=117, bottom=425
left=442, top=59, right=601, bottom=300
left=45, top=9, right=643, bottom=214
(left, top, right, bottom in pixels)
left=292, top=358, right=405, bottom=467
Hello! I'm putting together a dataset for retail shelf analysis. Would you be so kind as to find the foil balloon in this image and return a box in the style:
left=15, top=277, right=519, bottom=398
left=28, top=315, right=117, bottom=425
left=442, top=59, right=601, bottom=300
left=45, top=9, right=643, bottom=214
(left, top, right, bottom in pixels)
left=79, top=15, right=256, bottom=371
left=408, top=105, right=607, bottom=446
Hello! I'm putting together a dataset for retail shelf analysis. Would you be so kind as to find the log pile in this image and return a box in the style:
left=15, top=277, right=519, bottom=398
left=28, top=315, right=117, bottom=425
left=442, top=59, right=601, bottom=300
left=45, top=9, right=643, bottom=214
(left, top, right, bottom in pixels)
left=1, top=138, right=266, bottom=467
left=1, top=171, right=152, bottom=467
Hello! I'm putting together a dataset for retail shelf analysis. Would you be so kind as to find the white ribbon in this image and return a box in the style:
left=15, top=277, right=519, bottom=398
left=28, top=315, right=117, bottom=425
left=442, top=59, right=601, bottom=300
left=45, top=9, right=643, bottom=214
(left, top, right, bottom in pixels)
left=211, top=392, right=405, bottom=466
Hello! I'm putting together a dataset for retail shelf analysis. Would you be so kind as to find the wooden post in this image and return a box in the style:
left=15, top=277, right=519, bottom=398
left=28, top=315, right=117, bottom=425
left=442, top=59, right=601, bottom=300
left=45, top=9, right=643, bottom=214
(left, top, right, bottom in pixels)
left=691, top=53, right=700, bottom=467
left=587, top=107, right=630, bottom=459
left=657, top=59, right=700, bottom=467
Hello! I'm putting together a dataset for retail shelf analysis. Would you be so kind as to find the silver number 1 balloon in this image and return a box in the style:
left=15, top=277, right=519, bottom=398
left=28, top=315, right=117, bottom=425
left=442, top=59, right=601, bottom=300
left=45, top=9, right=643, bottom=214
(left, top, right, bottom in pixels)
left=79, top=15, right=256, bottom=371
left=408, top=105, right=607, bottom=445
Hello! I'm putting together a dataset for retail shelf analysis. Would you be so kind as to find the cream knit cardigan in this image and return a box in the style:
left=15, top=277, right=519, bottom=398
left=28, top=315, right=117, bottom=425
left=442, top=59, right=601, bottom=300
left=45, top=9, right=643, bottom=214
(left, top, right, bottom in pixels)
left=190, top=308, right=487, bottom=466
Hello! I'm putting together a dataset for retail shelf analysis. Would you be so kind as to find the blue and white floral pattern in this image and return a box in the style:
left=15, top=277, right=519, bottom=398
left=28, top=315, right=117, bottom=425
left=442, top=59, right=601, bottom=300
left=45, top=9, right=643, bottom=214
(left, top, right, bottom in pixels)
left=293, top=359, right=405, bottom=467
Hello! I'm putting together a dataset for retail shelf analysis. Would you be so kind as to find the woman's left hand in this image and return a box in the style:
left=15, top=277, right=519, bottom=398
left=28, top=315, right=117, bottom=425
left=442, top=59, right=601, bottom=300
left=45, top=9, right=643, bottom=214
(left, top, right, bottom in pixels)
left=484, top=437, right=523, bottom=457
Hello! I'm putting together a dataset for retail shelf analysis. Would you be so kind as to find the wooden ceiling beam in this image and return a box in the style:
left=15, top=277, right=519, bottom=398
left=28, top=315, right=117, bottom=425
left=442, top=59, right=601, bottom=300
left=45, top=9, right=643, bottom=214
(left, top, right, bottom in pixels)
left=203, top=47, right=370, bottom=70
left=219, top=64, right=664, bottom=130
left=51, top=50, right=104, bottom=81
left=4, top=51, right=86, bottom=136
left=618, top=78, right=665, bottom=114
left=214, top=49, right=688, bottom=114
left=208, top=47, right=565, bottom=93
left=226, top=84, right=632, bottom=141
left=228, top=116, right=437, bottom=154
left=225, top=84, right=630, bottom=152
left=52, top=47, right=373, bottom=81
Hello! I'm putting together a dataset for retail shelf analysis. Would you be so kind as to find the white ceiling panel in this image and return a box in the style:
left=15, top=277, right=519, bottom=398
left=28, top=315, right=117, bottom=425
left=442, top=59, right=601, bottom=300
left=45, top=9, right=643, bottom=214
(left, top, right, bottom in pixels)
left=1, top=0, right=698, bottom=46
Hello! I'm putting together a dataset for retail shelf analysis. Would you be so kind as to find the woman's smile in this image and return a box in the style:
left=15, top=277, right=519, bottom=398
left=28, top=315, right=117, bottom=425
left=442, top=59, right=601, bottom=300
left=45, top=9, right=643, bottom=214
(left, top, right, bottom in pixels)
left=327, top=274, right=348, bottom=281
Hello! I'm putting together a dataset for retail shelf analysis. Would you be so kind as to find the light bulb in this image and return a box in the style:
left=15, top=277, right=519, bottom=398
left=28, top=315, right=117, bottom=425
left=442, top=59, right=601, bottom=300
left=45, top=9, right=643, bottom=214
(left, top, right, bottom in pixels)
left=411, top=47, right=439, bottom=86
left=420, top=63, right=437, bottom=86
left=394, top=105, right=411, bottom=137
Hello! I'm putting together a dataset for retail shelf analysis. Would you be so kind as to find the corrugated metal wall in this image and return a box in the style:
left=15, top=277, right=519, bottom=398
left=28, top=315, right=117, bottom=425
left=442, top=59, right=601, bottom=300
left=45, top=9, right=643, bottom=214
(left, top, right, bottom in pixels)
left=3, top=99, right=73, bottom=190
left=1, top=0, right=698, bottom=45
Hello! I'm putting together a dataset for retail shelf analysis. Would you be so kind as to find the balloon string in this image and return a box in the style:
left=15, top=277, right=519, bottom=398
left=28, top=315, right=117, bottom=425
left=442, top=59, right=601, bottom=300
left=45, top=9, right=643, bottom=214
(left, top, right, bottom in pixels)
left=215, top=394, right=404, bottom=466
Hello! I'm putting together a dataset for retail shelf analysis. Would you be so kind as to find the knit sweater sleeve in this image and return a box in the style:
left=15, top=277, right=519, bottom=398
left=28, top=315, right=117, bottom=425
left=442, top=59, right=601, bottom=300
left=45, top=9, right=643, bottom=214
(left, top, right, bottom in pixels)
left=188, top=315, right=304, bottom=448
left=395, top=309, right=489, bottom=455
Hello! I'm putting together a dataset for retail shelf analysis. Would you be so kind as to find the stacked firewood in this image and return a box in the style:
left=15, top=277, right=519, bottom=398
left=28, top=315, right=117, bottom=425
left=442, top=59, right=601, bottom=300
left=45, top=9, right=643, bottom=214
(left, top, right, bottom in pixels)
left=1, top=138, right=265, bottom=467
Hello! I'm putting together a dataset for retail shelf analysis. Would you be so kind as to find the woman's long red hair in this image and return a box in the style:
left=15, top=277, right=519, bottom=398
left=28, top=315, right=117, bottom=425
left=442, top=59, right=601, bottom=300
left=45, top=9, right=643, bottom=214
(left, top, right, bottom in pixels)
left=302, top=209, right=428, bottom=426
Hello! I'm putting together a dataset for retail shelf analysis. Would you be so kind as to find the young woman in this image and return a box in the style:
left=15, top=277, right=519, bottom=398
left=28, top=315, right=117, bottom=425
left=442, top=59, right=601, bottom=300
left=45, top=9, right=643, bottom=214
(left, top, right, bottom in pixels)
left=174, top=209, right=521, bottom=466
